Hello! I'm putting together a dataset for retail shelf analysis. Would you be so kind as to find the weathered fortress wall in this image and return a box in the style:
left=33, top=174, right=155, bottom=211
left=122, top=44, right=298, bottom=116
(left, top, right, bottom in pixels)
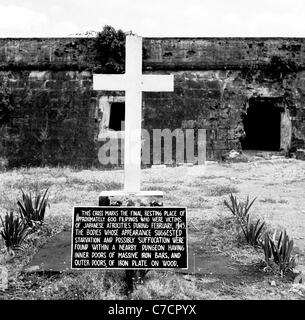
left=1, top=37, right=305, bottom=166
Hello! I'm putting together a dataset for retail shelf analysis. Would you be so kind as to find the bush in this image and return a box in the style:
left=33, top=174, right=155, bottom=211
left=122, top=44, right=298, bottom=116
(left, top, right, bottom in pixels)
left=17, top=188, right=50, bottom=227
left=224, top=193, right=256, bottom=224
left=94, top=25, right=126, bottom=74
left=262, top=230, right=296, bottom=274
left=224, top=194, right=264, bottom=245
left=0, top=211, right=30, bottom=250
left=242, top=218, right=265, bottom=246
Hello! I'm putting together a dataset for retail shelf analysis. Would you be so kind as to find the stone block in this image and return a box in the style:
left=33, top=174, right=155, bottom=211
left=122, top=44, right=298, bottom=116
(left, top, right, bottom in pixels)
left=81, top=80, right=92, bottom=89
left=151, top=164, right=167, bottom=169
left=29, top=71, right=51, bottom=81
left=45, top=80, right=62, bottom=90
left=296, top=149, right=305, bottom=160
left=29, top=80, right=46, bottom=89
left=23, top=229, right=71, bottom=274
left=65, top=71, right=77, bottom=79
left=99, top=190, right=163, bottom=207
left=206, top=80, right=221, bottom=90
left=8, top=79, right=19, bottom=89
left=80, top=71, right=92, bottom=79
left=62, top=80, right=81, bottom=91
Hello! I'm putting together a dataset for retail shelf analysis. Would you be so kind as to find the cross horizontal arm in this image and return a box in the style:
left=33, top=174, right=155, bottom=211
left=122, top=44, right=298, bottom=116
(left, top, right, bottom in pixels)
left=141, top=74, right=174, bottom=92
left=93, top=74, right=127, bottom=91
left=92, top=35, right=175, bottom=194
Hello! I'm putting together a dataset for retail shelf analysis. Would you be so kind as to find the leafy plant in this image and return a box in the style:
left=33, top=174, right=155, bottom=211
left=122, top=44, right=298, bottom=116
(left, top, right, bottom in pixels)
left=262, top=230, right=296, bottom=274
left=93, top=25, right=148, bottom=75
left=224, top=194, right=256, bottom=225
left=242, top=219, right=265, bottom=246
left=224, top=194, right=264, bottom=246
left=94, top=25, right=126, bottom=74
left=0, top=211, right=30, bottom=250
left=17, top=188, right=50, bottom=226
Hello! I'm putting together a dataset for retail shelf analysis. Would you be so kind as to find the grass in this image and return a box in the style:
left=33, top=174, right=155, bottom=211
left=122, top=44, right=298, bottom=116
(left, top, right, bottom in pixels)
left=206, top=185, right=239, bottom=197
left=3, top=271, right=125, bottom=300
left=259, top=198, right=288, bottom=204
left=143, top=184, right=177, bottom=192
left=187, top=176, right=227, bottom=187
left=0, top=213, right=300, bottom=300
left=131, top=272, right=210, bottom=300
left=259, top=198, right=277, bottom=204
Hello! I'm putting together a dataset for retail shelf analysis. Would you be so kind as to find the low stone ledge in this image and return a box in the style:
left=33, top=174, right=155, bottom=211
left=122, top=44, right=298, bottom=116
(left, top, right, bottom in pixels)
left=98, top=190, right=163, bottom=206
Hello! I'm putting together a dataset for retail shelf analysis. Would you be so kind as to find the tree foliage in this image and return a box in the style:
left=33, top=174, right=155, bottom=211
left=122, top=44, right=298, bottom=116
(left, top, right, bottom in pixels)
left=93, top=25, right=126, bottom=74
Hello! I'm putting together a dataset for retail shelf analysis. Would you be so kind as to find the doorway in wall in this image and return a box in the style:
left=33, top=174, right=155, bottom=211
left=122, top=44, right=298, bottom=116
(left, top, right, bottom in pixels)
left=241, top=98, right=282, bottom=151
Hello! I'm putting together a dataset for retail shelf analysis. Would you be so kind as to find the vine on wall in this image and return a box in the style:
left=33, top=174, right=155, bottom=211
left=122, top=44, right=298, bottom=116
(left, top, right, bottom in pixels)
left=0, top=83, right=14, bottom=126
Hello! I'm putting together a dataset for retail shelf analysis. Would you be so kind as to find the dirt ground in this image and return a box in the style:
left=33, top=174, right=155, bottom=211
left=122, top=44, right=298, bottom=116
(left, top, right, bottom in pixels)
left=0, top=153, right=305, bottom=299
left=185, top=155, right=305, bottom=249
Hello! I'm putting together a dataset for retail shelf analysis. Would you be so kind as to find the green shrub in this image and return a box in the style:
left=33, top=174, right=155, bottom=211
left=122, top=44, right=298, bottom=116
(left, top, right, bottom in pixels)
left=242, top=219, right=265, bottom=246
left=94, top=25, right=126, bottom=74
left=262, top=230, right=296, bottom=274
left=17, top=188, right=50, bottom=226
left=224, top=194, right=256, bottom=224
left=224, top=194, right=264, bottom=246
left=0, top=211, right=30, bottom=250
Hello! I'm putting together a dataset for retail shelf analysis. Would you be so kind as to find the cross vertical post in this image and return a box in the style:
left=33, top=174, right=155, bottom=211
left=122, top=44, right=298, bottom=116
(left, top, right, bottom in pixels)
left=124, top=36, right=142, bottom=192
left=93, top=34, right=174, bottom=193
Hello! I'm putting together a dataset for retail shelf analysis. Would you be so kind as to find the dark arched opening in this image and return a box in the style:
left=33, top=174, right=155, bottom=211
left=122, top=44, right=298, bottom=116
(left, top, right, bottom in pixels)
left=241, top=98, right=282, bottom=151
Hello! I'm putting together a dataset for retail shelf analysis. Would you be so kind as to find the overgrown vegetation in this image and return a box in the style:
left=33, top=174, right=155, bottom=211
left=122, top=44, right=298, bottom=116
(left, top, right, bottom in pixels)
left=224, top=194, right=265, bottom=246
left=0, top=188, right=50, bottom=252
left=0, top=165, right=303, bottom=300
left=93, top=25, right=148, bottom=74
left=17, top=188, right=50, bottom=227
left=0, top=83, right=14, bottom=125
left=224, top=193, right=297, bottom=275
left=224, top=194, right=256, bottom=224
left=93, top=25, right=126, bottom=74
left=262, top=230, right=296, bottom=275
left=0, top=211, right=30, bottom=251
left=243, top=218, right=266, bottom=246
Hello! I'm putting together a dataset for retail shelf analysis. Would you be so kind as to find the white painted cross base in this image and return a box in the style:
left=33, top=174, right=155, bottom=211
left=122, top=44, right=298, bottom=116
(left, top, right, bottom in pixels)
left=98, top=190, right=163, bottom=207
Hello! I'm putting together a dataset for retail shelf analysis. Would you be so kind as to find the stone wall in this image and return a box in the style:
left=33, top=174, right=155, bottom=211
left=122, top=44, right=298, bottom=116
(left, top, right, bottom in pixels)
left=1, top=37, right=305, bottom=70
left=1, top=37, right=305, bottom=166
left=0, top=70, right=98, bottom=167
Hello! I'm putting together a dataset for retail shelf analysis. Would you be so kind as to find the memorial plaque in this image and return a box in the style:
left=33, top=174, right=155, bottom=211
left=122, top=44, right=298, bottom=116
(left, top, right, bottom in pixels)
left=71, top=207, right=187, bottom=269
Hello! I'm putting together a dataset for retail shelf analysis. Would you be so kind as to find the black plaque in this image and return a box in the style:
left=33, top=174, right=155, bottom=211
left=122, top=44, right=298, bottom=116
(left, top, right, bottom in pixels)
left=71, top=207, right=187, bottom=269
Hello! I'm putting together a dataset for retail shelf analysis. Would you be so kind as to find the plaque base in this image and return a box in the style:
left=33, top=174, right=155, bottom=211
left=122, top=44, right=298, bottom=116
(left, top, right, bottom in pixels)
left=98, top=190, right=163, bottom=206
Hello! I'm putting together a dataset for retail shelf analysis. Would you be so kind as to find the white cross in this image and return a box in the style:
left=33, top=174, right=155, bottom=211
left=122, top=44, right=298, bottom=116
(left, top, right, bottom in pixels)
left=93, top=35, right=174, bottom=192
